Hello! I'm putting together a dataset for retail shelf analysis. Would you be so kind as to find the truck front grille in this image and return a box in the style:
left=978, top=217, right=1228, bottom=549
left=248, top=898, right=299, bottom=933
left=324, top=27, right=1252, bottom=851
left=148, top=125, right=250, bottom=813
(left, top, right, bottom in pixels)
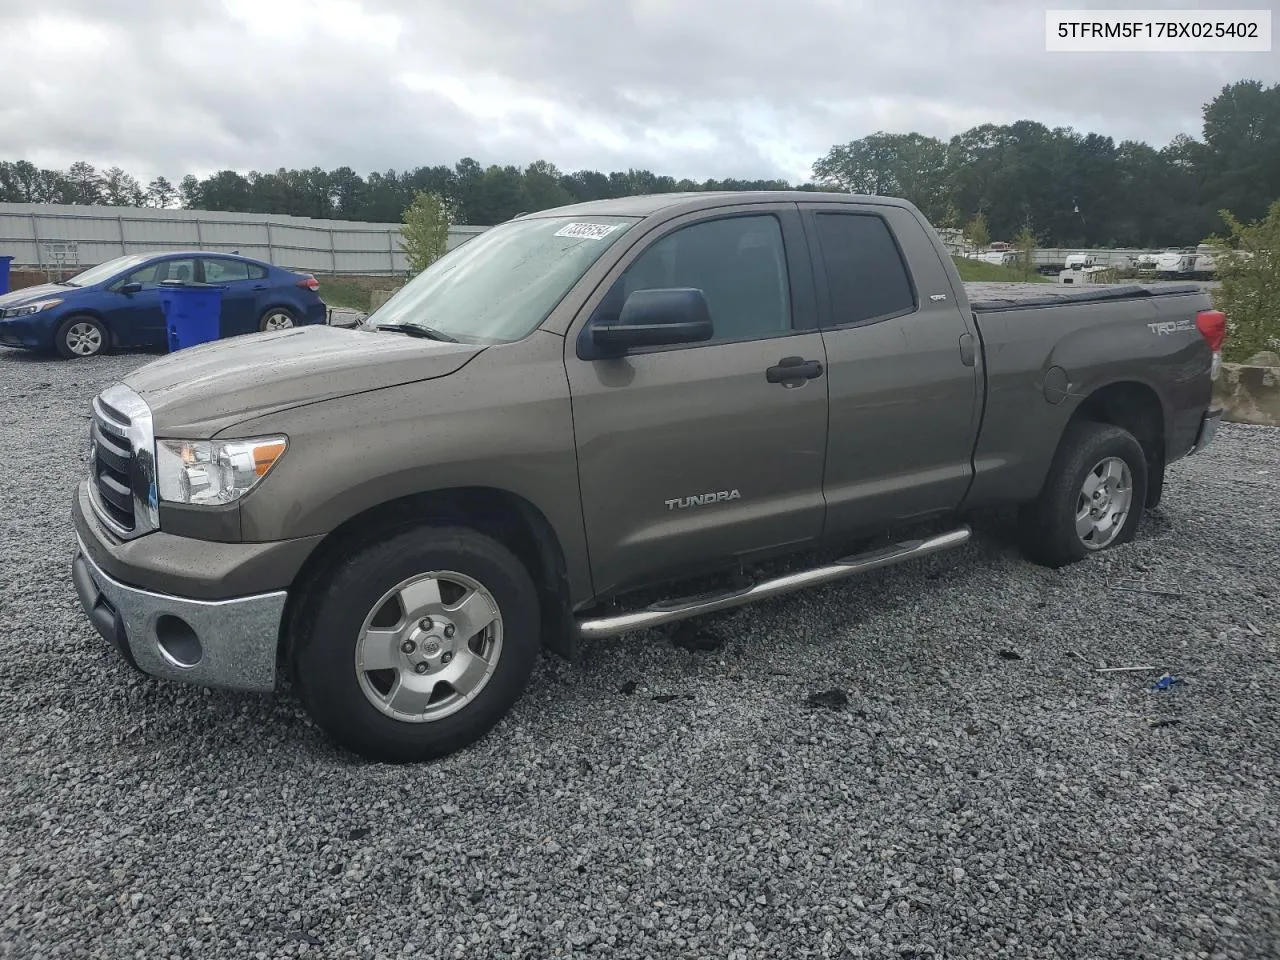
left=87, top=384, right=158, bottom=539
left=91, top=405, right=136, bottom=531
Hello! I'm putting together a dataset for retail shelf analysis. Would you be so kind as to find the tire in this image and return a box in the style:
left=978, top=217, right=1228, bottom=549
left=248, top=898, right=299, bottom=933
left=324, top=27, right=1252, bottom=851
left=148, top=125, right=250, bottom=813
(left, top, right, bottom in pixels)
left=1017, top=421, right=1148, bottom=568
left=293, top=525, right=541, bottom=762
left=54, top=315, right=108, bottom=359
left=259, top=307, right=296, bottom=332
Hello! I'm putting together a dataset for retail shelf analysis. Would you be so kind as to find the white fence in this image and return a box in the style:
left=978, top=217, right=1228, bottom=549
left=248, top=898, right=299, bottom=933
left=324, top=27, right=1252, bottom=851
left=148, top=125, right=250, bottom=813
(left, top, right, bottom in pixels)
left=0, top=202, right=490, bottom=276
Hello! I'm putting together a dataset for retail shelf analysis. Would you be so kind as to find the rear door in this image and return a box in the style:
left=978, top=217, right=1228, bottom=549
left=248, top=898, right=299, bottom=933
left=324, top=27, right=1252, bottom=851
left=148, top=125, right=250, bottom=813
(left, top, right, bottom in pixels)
left=199, top=257, right=259, bottom=336
left=800, top=203, right=981, bottom=536
left=565, top=205, right=829, bottom=597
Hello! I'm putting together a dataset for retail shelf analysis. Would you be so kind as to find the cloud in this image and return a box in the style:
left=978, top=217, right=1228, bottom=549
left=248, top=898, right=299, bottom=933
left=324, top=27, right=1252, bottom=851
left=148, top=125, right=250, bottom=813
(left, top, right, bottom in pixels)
left=1, top=0, right=1276, bottom=184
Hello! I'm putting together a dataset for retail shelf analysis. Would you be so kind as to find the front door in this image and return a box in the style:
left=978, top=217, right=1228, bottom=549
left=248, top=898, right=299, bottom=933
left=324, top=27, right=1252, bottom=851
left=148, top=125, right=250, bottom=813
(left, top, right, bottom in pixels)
left=799, top=203, right=981, bottom=536
left=565, top=206, right=830, bottom=598
left=103, top=256, right=198, bottom=347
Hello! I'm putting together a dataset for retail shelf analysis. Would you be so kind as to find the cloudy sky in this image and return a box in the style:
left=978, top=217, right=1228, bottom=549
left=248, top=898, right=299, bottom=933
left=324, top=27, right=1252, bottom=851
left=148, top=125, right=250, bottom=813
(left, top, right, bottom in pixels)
left=1, top=0, right=1275, bottom=185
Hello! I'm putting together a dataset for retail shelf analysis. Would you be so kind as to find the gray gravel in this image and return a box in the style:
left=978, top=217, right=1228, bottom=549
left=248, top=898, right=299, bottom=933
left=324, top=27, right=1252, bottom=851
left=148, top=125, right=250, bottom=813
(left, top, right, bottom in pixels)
left=2, top=346, right=1278, bottom=960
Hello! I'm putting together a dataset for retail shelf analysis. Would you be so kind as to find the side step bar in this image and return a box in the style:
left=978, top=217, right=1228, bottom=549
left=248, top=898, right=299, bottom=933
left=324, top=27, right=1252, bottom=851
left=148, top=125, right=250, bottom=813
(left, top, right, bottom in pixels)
left=576, top=526, right=971, bottom=640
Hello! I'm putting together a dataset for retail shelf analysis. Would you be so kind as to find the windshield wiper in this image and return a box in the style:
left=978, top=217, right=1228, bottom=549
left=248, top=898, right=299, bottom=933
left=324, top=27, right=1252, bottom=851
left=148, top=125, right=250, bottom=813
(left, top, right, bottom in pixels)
left=374, top=323, right=459, bottom=343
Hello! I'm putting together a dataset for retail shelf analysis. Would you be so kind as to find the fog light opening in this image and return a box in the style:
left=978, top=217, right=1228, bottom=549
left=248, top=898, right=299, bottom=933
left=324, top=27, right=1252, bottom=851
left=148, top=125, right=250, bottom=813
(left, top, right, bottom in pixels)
left=155, top=614, right=203, bottom=668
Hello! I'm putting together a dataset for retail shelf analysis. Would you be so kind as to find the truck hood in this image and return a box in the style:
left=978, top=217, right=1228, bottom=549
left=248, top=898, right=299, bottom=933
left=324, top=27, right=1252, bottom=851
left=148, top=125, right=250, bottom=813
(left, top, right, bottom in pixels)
left=123, top=325, right=484, bottom=437
left=0, top=282, right=77, bottom=308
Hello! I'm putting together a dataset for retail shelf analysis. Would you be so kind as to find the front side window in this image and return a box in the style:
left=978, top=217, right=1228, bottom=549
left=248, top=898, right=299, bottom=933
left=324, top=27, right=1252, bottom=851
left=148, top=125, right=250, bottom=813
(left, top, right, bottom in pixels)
left=368, top=215, right=640, bottom=343
left=601, top=214, right=792, bottom=344
left=203, top=258, right=251, bottom=283
left=122, top=258, right=197, bottom=289
left=66, top=254, right=150, bottom=288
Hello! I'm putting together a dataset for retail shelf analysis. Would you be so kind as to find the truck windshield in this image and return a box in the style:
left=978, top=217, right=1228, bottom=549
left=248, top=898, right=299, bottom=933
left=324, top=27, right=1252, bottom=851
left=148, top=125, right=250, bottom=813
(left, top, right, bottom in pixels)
left=369, top=215, right=641, bottom=343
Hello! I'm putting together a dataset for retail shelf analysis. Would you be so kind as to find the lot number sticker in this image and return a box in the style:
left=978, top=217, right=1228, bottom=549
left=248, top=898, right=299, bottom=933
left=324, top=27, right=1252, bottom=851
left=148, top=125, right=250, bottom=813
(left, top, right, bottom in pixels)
left=555, top=222, right=621, bottom=240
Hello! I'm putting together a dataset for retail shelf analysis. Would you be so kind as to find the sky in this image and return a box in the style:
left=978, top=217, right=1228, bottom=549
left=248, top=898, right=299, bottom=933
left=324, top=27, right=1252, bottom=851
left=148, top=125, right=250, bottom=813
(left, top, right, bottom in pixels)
left=0, top=0, right=1275, bottom=185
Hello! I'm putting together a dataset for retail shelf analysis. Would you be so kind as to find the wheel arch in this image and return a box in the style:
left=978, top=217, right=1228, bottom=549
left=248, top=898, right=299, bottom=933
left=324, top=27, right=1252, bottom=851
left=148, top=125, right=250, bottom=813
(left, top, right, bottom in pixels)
left=258, top=303, right=300, bottom=326
left=1061, top=379, right=1166, bottom=507
left=53, top=310, right=117, bottom=351
left=281, top=486, right=577, bottom=672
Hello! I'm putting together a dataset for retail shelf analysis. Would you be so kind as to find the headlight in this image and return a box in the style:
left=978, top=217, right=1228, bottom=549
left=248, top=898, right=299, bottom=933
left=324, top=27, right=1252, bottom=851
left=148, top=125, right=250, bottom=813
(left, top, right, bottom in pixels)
left=155, top=436, right=288, bottom=505
left=1, top=298, right=63, bottom=319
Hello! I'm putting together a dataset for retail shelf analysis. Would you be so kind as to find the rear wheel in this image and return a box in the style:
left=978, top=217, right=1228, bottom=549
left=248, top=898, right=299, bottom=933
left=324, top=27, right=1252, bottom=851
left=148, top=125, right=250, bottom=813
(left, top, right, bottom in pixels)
left=54, top=315, right=107, bottom=358
left=259, top=308, right=296, bottom=332
left=293, top=525, right=541, bottom=762
left=1018, top=422, right=1147, bottom=568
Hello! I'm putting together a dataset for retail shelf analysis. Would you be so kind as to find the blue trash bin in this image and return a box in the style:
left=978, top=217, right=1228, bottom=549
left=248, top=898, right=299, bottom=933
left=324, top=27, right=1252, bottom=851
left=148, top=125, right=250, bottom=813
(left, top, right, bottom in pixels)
left=0, top=256, right=13, bottom=295
left=159, top=281, right=224, bottom=352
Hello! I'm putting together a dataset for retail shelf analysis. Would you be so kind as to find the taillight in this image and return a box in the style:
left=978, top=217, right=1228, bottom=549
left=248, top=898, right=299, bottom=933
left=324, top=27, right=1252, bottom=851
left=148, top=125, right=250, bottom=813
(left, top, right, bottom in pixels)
left=297, top=276, right=319, bottom=292
left=1195, top=308, right=1226, bottom=379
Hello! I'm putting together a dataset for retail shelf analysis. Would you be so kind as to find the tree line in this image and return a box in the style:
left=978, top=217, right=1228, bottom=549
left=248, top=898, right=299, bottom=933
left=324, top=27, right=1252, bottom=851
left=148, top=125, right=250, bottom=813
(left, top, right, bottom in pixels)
left=1, top=79, right=1274, bottom=247
left=0, top=158, right=800, bottom=230
left=813, top=80, right=1278, bottom=248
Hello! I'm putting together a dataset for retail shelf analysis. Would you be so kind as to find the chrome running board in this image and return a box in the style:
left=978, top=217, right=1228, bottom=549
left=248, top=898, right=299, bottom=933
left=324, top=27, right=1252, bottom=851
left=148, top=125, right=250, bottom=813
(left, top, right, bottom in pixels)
left=576, top=526, right=971, bottom=640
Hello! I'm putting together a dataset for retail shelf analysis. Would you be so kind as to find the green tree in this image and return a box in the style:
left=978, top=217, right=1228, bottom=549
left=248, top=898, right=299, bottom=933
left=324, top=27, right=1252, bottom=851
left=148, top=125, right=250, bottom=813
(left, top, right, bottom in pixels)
left=965, top=212, right=990, bottom=252
left=66, top=161, right=104, bottom=204
left=0, top=160, right=70, bottom=202
left=101, top=166, right=145, bottom=206
left=178, top=174, right=202, bottom=208
left=812, top=132, right=951, bottom=222
left=399, top=190, right=451, bottom=274
left=146, top=176, right=176, bottom=208
left=358, top=169, right=410, bottom=223
left=327, top=165, right=365, bottom=218
left=1014, top=224, right=1037, bottom=279
left=1205, top=199, right=1280, bottom=362
left=194, top=170, right=253, bottom=211
left=522, top=160, right=572, bottom=212
left=1200, top=80, right=1280, bottom=224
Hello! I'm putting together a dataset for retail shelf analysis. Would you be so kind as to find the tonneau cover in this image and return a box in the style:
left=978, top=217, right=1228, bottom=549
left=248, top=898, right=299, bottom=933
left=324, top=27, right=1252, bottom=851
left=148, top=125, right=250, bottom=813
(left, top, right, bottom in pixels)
left=966, top=281, right=1205, bottom=311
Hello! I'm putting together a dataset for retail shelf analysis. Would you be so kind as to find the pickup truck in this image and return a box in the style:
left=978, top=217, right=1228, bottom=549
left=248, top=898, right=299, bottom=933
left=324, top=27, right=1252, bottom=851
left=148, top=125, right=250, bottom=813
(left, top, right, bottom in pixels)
left=70, top=191, right=1226, bottom=762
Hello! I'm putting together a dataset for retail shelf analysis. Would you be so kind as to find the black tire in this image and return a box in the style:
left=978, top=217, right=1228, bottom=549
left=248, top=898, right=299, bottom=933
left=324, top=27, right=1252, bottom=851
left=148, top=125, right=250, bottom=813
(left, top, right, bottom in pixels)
left=293, top=525, right=541, bottom=762
left=54, top=315, right=108, bottom=359
left=1017, top=421, right=1148, bottom=569
left=259, top=307, right=297, bottom=332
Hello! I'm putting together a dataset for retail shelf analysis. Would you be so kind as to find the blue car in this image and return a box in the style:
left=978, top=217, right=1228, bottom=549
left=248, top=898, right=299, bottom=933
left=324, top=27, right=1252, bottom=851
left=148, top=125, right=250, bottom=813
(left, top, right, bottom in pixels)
left=0, top=251, right=328, bottom=359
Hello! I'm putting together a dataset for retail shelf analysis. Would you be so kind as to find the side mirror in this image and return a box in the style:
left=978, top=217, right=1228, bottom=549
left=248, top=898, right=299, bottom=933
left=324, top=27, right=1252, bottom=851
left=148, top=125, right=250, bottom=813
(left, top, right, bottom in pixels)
left=119, top=282, right=143, bottom=295
left=589, top=288, right=713, bottom=356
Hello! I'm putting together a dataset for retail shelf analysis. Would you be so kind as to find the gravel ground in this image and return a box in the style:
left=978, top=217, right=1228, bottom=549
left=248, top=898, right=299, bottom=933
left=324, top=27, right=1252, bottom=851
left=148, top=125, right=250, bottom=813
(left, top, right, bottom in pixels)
left=1, top=347, right=1278, bottom=960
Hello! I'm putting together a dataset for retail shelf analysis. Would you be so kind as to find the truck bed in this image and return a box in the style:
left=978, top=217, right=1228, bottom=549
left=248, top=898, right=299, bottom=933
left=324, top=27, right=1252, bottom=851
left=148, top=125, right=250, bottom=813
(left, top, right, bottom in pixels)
left=965, top=281, right=1205, bottom=312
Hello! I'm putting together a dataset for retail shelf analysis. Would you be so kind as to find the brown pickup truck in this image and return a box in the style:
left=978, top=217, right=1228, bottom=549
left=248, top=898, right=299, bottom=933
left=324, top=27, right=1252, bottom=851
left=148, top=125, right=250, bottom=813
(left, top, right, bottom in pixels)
left=71, top=191, right=1226, bottom=761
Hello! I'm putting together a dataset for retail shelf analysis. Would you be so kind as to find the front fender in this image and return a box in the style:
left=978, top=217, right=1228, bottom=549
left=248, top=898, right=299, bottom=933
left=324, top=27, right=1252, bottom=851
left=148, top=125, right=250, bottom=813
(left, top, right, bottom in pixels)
left=224, top=331, right=593, bottom=602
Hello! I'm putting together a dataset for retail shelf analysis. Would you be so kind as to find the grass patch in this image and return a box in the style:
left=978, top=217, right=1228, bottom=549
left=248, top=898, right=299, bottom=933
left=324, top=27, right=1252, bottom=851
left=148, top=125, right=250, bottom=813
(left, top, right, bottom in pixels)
left=314, top=276, right=374, bottom=312
left=952, top=257, right=1048, bottom=283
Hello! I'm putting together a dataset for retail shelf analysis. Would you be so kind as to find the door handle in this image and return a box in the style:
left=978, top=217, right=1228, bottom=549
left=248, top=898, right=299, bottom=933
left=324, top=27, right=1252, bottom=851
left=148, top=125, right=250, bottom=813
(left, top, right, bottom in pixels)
left=766, top=356, right=824, bottom=384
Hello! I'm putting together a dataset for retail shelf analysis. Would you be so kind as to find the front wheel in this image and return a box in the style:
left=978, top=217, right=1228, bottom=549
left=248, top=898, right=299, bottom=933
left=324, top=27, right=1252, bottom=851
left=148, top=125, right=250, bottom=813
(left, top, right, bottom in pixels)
left=293, top=525, right=541, bottom=762
left=1018, top=421, right=1148, bottom=568
left=54, top=315, right=107, bottom=358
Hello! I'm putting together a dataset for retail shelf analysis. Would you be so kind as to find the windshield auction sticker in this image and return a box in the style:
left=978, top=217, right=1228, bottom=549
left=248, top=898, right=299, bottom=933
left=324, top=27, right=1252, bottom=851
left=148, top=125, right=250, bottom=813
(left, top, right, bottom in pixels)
left=1045, top=9, right=1271, bottom=51
left=554, top=222, right=623, bottom=240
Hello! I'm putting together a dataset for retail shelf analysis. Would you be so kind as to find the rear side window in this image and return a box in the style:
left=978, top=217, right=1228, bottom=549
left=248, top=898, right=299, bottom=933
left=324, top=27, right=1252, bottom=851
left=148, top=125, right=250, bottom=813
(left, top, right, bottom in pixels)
left=203, top=258, right=251, bottom=283
left=813, top=213, right=916, bottom=326
left=247, top=263, right=268, bottom=280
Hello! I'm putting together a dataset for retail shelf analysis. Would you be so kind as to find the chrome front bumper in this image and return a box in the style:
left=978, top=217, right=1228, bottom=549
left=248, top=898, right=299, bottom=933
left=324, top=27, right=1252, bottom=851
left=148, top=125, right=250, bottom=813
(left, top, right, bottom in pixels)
left=71, top=535, right=286, bottom=693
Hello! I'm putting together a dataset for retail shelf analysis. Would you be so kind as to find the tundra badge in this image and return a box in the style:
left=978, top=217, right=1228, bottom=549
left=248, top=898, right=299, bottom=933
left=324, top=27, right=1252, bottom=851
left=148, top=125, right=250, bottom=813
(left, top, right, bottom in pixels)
left=665, top=490, right=742, bottom=511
